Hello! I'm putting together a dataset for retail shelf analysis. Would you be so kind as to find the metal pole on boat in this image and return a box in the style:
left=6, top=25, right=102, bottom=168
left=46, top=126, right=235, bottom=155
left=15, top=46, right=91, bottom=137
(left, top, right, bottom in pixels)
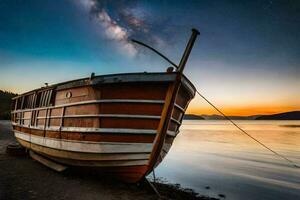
left=177, top=28, right=200, bottom=74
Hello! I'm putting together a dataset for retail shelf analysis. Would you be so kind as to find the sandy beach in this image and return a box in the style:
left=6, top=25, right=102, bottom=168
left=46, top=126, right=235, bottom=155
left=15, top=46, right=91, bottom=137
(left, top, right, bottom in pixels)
left=0, top=121, right=216, bottom=200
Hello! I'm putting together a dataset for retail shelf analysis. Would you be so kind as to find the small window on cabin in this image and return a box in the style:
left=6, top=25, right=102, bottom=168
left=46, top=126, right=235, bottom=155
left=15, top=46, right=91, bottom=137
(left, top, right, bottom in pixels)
left=35, top=89, right=54, bottom=108
left=11, top=99, right=16, bottom=111
left=23, top=93, right=35, bottom=109
left=49, top=90, right=55, bottom=106
left=16, top=97, right=22, bottom=110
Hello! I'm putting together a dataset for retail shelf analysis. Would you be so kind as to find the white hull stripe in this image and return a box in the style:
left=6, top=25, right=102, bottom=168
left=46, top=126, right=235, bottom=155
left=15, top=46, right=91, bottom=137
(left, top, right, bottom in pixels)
left=12, top=124, right=178, bottom=136
left=174, top=104, right=185, bottom=112
left=19, top=140, right=151, bottom=162
left=36, top=114, right=161, bottom=120
left=15, top=131, right=153, bottom=153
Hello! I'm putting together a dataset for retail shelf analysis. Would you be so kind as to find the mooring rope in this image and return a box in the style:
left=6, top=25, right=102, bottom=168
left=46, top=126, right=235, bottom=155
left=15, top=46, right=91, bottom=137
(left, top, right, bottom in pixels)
left=195, top=90, right=299, bottom=168
left=131, top=30, right=298, bottom=168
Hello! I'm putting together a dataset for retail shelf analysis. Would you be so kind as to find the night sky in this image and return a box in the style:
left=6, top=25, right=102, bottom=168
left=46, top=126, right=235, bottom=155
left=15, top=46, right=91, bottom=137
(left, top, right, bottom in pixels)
left=0, top=0, right=299, bottom=115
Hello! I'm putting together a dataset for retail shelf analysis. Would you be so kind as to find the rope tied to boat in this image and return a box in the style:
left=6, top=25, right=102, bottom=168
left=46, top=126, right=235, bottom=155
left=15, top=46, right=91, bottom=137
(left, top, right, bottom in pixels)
left=195, top=89, right=299, bottom=168
left=132, top=28, right=299, bottom=169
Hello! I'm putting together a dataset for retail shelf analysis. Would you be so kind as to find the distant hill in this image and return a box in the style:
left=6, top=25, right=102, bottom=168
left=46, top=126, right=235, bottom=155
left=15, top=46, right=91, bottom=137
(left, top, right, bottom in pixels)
left=187, top=112, right=300, bottom=120
left=201, top=114, right=261, bottom=120
left=0, top=90, right=17, bottom=120
left=183, top=114, right=205, bottom=120
left=256, top=111, right=300, bottom=120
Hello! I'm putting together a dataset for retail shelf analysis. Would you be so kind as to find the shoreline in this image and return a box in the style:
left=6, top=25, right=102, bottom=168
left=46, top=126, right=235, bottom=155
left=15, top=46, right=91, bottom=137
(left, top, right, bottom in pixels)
left=0, top=120, right=217, bottom=200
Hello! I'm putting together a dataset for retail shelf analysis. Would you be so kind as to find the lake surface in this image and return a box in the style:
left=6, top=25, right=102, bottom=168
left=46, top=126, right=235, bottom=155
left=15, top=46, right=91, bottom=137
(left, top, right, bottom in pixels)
left=151, top=120, right=300, bottom=200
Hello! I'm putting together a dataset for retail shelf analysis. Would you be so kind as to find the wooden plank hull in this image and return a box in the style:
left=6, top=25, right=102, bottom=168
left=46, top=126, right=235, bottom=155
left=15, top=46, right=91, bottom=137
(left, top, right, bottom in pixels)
left=11, top=72, right=195, bottom=183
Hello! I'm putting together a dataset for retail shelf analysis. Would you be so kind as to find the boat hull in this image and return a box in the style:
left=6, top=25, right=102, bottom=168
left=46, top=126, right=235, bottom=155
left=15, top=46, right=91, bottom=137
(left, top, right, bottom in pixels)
left=11, top=72, right=195, bottom=182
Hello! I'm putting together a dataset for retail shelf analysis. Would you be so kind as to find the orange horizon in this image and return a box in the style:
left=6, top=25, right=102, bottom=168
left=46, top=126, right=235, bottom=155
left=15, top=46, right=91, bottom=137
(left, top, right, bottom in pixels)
left=187, top=106, right=300, bottom=116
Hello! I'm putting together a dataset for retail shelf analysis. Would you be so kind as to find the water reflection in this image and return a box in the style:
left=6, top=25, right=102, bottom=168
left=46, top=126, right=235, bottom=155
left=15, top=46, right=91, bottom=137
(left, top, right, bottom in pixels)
left=152, top=120, right=300, bottom=200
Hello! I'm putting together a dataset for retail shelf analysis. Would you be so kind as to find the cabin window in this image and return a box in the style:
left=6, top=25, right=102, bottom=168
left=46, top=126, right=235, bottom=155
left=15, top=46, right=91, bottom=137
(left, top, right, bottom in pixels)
left=36, top=89, right=54, bottom=107
left=14, top=89, right=55, bottom=110
left=16, top=97, right=22, bottom=110
left=23, top=93, right=35, bottom=109
left=11, top=99, right=16, bottom=111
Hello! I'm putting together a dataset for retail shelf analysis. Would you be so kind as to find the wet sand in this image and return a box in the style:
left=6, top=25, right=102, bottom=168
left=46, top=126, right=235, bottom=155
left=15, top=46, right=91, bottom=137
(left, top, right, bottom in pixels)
left=0, top=121, right=216, bottom=200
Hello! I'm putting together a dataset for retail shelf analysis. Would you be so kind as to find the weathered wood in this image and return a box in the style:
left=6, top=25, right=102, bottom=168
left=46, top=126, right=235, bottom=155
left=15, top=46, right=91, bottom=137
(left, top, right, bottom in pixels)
left=11, top=99, right=165, bottom=113
left=14, top=126, right=157, bottom=143
left=12, top=124, right=179, bottom=135
left=21, top=141, right=151, bottom=161
left=146, top=79, right=181, bottom=175
left=11, top=72, right=196, bottom=183
left=29, top=150, right=68, bottom=172
left=15, top=131, right=154, bottom=153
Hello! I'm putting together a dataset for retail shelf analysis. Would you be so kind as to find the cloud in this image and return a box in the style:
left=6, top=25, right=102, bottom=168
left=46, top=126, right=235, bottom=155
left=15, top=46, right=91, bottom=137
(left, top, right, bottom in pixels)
left=79, top=0, right=137, bottom=57
left=78, top=0, right=173, bottom=57
left=96, top=9, right=137, bottom=56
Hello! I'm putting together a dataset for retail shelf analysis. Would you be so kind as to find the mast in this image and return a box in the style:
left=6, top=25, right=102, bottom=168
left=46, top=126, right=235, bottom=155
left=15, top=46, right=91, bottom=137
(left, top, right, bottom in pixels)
left=145, top=28, right=200, bottom=174
left=131, top=28, right=200, bottom=73
left=177, top=28, right=200, bottom=74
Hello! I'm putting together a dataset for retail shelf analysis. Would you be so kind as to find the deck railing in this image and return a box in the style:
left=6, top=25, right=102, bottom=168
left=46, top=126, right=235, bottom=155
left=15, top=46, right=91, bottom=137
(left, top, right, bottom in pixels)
left=12, top=99, right=185, bottom=135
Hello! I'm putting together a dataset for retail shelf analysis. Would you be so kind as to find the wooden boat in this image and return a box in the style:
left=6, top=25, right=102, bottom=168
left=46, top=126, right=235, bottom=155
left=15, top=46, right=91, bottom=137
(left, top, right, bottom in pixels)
left=10, top=29, right=199, bottom=183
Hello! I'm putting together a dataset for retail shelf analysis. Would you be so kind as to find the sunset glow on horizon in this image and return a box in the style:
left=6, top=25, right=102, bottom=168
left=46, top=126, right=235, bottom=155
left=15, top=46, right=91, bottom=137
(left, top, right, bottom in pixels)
left=1, top=0, right=299, bottom=116
left=186, top=104, right=300, bottom=116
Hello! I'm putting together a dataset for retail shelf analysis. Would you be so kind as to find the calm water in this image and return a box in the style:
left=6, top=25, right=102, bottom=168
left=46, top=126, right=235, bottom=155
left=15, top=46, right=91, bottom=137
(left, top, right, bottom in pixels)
left=152, top=120, right=300, bottom=200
